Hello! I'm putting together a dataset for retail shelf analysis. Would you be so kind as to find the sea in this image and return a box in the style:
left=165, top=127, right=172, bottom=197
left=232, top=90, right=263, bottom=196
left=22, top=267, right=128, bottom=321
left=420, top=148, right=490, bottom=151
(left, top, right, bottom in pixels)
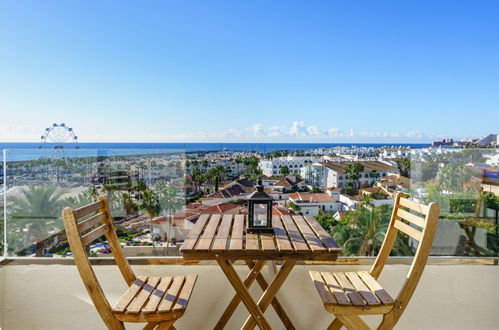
left=0, top=142, right=431, bottom=162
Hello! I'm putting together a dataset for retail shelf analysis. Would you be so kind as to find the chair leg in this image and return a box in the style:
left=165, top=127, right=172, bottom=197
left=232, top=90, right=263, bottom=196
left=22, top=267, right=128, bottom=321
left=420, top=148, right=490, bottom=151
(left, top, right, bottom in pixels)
left=336, top=315, right=370, bottom=330
left=328, top=317, right=344, bottom=330
left=143, top=322, right=159, bottom=330
left=156, top=320, right=176, bottom=330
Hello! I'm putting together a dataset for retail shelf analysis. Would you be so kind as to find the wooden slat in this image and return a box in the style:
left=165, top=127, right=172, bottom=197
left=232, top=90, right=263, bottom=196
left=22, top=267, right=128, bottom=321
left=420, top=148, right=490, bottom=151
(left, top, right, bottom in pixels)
left=73, top=200, right=103, bottom=219
left=333, top=273, right=366, bottom=306
left=321, top=272, right=351, bottom=305
left=195, top=214, right=222, bottom=250
left=397, top=208, right=425, bottom=228
left=399, top=197, right=429, bottom=215
left=260, top=233, right=276, bottom=251
left=173, top=274, right=197, bottom=311
left=293, top=215, right=325, bottom=251
left=126, top=277, right=161, bottom=314
left=357, top=271, right=395, bottom=305
left=309, top=271, right=335, bottom=304
left=212, top=214, right=233, bottom=251
left=281, top=215, right=309, bottom=251
left=142, top=277, right=173, bottom=313
left=245, top=232, right=260, bottom=251
left=345, top=272, right=381, bottom=305
left=80, top=224, right=109, bottom=246
left=394, top=219, right=422, bottom=241
left=229, top=215, right=244, bottom=250
left=158, top=276, right=185, bottom=313
left=112, top=276, right=147, bottom=313
left=304, top=216, right=340, bottom=251
left=272, top=216, right=293, bottom=251
left=181, top=213, right=210, bottom=251
left=77, top=212, right=106, bottom=233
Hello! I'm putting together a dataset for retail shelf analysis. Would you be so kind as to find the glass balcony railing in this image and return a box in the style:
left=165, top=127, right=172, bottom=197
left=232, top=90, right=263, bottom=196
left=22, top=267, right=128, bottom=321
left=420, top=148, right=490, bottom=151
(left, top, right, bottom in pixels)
left=0, top=147, right=497, bottom=260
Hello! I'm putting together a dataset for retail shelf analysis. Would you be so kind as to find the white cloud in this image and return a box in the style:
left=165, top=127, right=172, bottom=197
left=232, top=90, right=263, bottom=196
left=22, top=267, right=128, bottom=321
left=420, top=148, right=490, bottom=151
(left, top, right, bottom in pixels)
left=178, top=122, right=439, bottom=142
left=246, top=124, right=264, bottom=137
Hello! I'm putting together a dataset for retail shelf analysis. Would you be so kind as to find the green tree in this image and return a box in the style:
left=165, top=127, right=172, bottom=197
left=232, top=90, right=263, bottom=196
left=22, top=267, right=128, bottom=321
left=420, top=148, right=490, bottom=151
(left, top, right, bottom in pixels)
left=191, top=167, right=202, bottom=192
left=65, top=188, right=98, bottom=209
left=332, top=204, right=412, bottom=256
left=279, top=165, right=290, bottom=177
left=138, top=189, right=161, bottom=251
left=155, top=182, right=184, bottom=254
left=345, top=162, right=364, bottom=191
left=121, top=192, right=138, bottom=216
left=8, top=185, right=66, bottom=252
left=369, top=170, right=380, bottom=184
left=315, top=210, right=337, bottom=232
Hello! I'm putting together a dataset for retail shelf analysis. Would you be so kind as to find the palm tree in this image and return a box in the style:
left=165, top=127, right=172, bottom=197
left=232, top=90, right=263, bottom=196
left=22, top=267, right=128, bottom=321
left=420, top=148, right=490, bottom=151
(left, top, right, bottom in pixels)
left=213, top=165, right=227, bottom=192
left=65, top=188, right=98, bottom=209
left=280, top=165, right=290, bottom=177
left=369, top=170, right=380, bottom=185
left=332, top=204, right=412, bottom=256
left=345, top=162, right=364, bottom=191
left=138, top=189, right=161, bottom=252
left=191, top=167, right=201, bottom=192
left=121, top=192, right=138, bottom=217
left=155, top=182, right=184, bottom=254
left=8, top=185, right=66, bottom=250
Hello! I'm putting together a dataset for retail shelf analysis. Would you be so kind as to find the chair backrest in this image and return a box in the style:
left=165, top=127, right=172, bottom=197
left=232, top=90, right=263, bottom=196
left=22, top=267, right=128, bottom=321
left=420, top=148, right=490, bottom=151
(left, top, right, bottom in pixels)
left=370, top=192, right=440, bottom=308
left=62, top=197, right=136, bottom=329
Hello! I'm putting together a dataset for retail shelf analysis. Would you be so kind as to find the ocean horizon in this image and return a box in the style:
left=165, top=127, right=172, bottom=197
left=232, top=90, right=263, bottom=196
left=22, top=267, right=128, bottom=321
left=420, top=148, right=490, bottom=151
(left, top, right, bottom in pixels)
left=0, top=142, right=431, bottom=162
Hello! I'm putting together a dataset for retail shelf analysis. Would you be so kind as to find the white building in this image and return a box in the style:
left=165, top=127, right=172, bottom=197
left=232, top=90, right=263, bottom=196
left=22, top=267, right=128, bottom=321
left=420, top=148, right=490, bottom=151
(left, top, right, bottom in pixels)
left=302, top=160, right=399, bottom=189
left=259, top=156, right=321, bottom=176
left=288, top=192, right=343, bottom=216
left=485, top=153, right=499, bottom=167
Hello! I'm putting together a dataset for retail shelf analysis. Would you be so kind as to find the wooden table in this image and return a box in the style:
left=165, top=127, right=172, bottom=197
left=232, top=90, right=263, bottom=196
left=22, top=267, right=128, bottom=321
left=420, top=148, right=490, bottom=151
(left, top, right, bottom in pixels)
left=180, top=213, right=342, bottom=330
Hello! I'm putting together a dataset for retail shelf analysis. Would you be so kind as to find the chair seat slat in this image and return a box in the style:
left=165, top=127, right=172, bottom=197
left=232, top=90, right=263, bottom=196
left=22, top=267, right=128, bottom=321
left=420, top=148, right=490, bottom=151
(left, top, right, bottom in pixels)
left=345, top=272, right=381, bottom=305
left=112, top=276, right=148, bottom=313
left=126, top=277, right=161, bottom=314
left=157, top=276, right=185, bottom=313
left=357, top=271, right=395, bottom=305
left=142, top=277, right=174, bottom=313
left=309, top=271, right=336, bottom=305
left=173, top=274, right=198, bottom=312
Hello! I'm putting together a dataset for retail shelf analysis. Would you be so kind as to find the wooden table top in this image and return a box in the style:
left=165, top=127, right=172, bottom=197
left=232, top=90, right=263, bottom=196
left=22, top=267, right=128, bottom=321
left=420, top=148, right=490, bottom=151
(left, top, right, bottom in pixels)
left=180, top=214, right=342, bottom=261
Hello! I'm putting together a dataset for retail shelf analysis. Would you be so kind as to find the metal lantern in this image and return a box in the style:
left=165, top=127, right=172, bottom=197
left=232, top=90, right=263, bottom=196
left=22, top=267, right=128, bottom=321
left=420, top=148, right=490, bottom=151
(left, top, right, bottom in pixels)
left=247, top=180, right=273, bottom=233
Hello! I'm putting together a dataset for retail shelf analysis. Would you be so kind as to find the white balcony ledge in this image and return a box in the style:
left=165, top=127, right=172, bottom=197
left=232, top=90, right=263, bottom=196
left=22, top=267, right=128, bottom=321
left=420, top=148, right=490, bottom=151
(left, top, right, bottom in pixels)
left=1, top=261, right=498, bottom=329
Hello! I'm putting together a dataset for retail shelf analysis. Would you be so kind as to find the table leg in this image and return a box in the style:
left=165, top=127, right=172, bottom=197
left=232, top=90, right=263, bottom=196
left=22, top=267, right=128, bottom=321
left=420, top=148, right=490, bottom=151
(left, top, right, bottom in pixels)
left=241, top=260, right=296, bottom=330
left=214, top=260, right=266, bottom=330
left=216, top=258, right=272, bottom=330
left=246, top=261, right=295, bottom=330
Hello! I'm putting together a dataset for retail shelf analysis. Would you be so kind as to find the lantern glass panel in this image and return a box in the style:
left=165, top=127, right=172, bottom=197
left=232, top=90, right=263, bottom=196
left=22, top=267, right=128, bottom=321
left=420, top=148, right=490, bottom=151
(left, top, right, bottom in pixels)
left=254, top=204, right=268, bottom=227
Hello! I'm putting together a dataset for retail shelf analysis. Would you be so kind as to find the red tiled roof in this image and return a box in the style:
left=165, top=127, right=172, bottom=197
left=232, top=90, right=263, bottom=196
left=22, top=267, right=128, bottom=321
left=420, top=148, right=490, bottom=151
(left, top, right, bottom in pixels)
left=289, top=192, right=335, bottom=203
left=272, top=207, right=292, bottom=216
left=202, top=203, right=241, bottom=214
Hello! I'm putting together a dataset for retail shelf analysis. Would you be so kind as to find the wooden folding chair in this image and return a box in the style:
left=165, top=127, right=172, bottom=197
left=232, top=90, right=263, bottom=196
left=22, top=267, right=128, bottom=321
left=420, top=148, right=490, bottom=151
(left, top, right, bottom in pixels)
left=309, top=193, right=440, bottom=330
left=62, top=197, right=197, bottom=330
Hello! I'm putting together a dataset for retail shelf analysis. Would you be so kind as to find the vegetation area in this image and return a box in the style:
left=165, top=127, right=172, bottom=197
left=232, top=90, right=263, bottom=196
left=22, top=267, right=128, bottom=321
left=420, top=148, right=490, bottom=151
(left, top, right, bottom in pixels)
left=316, top=201, right=413, bottom=257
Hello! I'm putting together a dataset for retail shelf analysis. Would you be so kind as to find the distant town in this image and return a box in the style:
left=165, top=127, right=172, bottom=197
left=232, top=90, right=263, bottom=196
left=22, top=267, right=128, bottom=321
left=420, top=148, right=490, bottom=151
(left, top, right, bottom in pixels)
left=1, top=133, right=498, bottom=258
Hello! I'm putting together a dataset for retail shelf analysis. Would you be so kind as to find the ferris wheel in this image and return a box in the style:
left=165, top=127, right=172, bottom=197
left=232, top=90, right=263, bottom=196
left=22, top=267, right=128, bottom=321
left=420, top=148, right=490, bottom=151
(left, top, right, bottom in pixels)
left=39, top=123, right=79, bottom=159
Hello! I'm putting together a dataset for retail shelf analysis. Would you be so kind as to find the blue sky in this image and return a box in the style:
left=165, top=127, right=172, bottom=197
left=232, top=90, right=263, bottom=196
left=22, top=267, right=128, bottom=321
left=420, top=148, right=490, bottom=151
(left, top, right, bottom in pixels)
left=0, top=0, right=498, bottom=142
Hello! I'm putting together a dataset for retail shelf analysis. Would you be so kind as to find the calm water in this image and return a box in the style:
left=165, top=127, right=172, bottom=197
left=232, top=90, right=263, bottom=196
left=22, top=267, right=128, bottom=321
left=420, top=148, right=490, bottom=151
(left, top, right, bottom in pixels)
left=0, top=142, right=431, bottom=161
